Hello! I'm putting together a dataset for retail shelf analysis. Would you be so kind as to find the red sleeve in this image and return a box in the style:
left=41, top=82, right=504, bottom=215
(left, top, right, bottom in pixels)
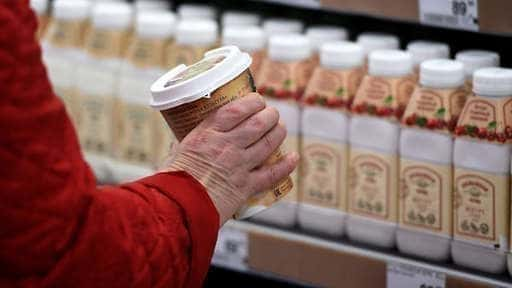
left=0, top=2, right=219, bottom=287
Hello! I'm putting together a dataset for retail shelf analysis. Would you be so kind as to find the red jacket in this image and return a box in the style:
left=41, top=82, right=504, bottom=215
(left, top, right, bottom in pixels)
left=0, top=1, right=219, bottom=287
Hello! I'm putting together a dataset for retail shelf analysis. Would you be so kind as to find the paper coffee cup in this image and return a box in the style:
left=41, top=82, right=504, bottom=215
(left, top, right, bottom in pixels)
left=150, top=46, right=293, bottom=219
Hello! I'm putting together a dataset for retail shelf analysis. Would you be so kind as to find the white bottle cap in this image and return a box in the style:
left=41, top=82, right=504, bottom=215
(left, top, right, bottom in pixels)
left=175, top=19, right=218, bottom=46
left=178, top=4, right=216, bottom=20
left=92, top=2, right=133, bottom=30
left=30, top=0, right=48, bottom=15
left=135, top=0, right=171, bottom=11
left=420, top=59, right=464, bottom=89
left=306, top=26, right=348, bottom=52
left=222, top=11, right=260, bottom=27
left=320, top=41, right=364, bottom=69
left=136, top=11, right=176, bottom=39
left=455, top=50, right=500, bottom=80
left=406, top=40, right=450, bottom=67
left=357, top=32, right=400, bottom=55
left=222, top=26, right=265, bottom=52
left=53, top=0, right=91, bottom=21
left=268, top=34, right=311, bottom=62
left=263, top=18, right=303, bottom=36
left=473, top=67, right=512, bottom=97
left=368, top=49, right=412, bottom=77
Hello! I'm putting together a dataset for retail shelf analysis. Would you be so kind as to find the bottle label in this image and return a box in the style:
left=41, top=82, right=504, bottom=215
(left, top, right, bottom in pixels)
left=301, top=138, right=347, bottom=210
left=399, top=159, right=452, bottom=236
left=47, top=19, right=86, bottom=48
left=126, top=37, right=168, bottom=69
left=402, top=87, right=467, bottom=133
left=56, top=86, right=80, bottom=129
left=79, top=93, right=115, bottom=155
left=117, top=102, right=155, bottom=165
left=85, top=29, right=128, bottom=59
left=303, top=66, right=364, bottom=111
left=348, top=148, right=398, bottom=221
left=351, top=75, right=416, bottom=121
left=455, top=95, right=512, bottom=143
left=454, top=168, right=509, bottom=248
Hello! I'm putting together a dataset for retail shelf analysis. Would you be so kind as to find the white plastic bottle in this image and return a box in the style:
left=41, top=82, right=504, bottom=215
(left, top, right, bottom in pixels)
left=452, top=68, right=512, bottom=274
left=112, top=11, right=176, bottom=182
left=455, top=50, right=500, bottom=92
left=177, top=4, right=216, bottom=20
left=356, top=32, right=399, bottom=58
left=347, top=50, right=414, bottom=248
left=406, top=40, right=450, bottom=78
left=398, top=59, right=466, bottom=261
left=305, top=26, right=348, bottom=67
left=134, top=0, right=171, bottom=12
left=76, top=2, right=132, bottom=182
left=251, top=35, right=313, bottom=227
left=221, top=11, right=260, bottom=28
left=42, top=0, right=91, bottom=129
left=262, top=18, right=303, bottom=37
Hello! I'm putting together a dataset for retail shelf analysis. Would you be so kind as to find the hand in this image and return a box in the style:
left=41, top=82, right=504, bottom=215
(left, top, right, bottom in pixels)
left=165, top=93, right=299, bottom=224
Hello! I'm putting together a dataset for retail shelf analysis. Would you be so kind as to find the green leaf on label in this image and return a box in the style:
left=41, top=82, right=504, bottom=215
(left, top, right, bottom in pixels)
left=283, top=79, right=292, bottom=89
left=416, top=116, right=427, bottom=127
left=336, top=87, right=344, bottom=96
left=266, top=87, right=275, bottom=96
left=465, top=124, right=477, bottom=135
left=435, top=107, right=446, bottom=118
left=488, top=121, right=497, bottom=129
left=384, top=95, right=393, bottom=105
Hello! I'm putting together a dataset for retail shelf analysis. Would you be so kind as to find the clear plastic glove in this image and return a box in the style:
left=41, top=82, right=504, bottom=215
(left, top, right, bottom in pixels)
left=165, top=93, right=299, bottom=225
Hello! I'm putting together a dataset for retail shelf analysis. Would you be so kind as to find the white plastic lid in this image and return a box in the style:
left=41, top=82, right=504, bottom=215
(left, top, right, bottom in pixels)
left=320, top=41, right=364, bottom=69
left=92, top=2, right=133, bottom=30
left=30, top=0, right=48, bottom=15
left=178, top=4, right=216, bottom=20
left=53, top=0, right=91, bottom=20
left=222, top=26, right=265, bottom=52
left=263, top=18, right=303, bottom=36
left=368, top=49, right=412, bottom=77
left=400, top=128, right=453, bottom=164
left=222, top=11, right=260, bottom=27
left=175, top=19, right=218, bottom=46
left=266, top=99, right=300, bottom=134
left=268, top=34, right=311, bottom=62
left=135, top=0, right=171, bottom=11
left=349, top=115, right=400, bottom=153
left=150, top=46, right=252, bottom=111
left=420, top=59, right=464, bottom=89
left=302, top=106, right=348, bottom=142
left=136, top=11, right=176, bottom=39
left=455, top=50, right=500, bottom=80
left=305, top=26, right=348, bottom=52
left=356, top=32, right=400, bottom=55
left=406, top=40, right=450, bottom=67
left=473, top=67, right=512, bottom=97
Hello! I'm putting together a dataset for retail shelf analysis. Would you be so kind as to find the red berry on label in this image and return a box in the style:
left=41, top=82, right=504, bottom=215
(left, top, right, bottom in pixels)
left=487, top=133, right=496, bottom=141
left=376, top=107, right=387, bottom=116
left=426, top=119, right=438, bottom=129
left=497, top=133, right=506, bottom=143
left=405, top=116, right=415, bottom=126
left=478, top=127, right=488, bottom=139
left=276, top=90, right=288, bottom=98
left=455, top=126, right=465, bottom=136
left=305, top=95, right=316, bottom=105
left=505, top=126, right=512, bottom=138
left=257, top=86, right=266, bottom=95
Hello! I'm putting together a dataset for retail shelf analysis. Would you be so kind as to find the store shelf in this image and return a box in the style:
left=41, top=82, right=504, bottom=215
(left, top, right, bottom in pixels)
left=255, top=0, right=320, bottom=9
left=213, top=220, right=512, bottom=288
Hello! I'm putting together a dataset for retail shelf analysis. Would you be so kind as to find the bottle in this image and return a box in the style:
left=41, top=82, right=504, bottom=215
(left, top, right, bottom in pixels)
left=252, top=35, right=313, bottom=227
left=406, top=40, right=450, bottom=80
left=113, top=11, right=176, bottom=182
left=455, top=50, right=500, bottom=93
left=299, top=42, right=364, bottom=236
left=357, top=32, right=399, bottom=58
left=166, top=19, right=218, bottom=68
left=222, top=26, right=266, bottom=82
left=134, top=0, right=171, bottom=12
left=452, top=67, right=512, bottom=274
left=221, top=11, right=260, bottom=28
left=347, top=50, right=415, bottom=248
left=305, top=26, right=348, bottom=67
left=30, top=0, right=49, bottom=38
left=76, top=2, right=133, bottom=182
left=42, top=0, right=91, bottom=129
left=262, top=18, right=303, bottom=37
left=177, top=4, right=216, bottom=20
left=398, top=59, right=466, bottom=261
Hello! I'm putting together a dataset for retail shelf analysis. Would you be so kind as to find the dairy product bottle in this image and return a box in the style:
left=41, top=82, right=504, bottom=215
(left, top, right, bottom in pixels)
left=177, top=4, right=216, bottom=20
left=252, top=35, right=313, bottom=227
left=112, top=11, right=176, bottom=182
left=30, top=0, right=49, bottom=38
left=262, top=18, right=303, bottom=37
left=452, top=68, right=512, bottom=274
left=455, top=50, right=500, bottom=93
left=398, top=59, right=466, bottom=261
left=222, top=26, right=266, bottom=82
left=298, top=42, right=364, bottom=236
left=357, top=32, right=399, bottom=57
left=406, top=40, right=450, bottom=80
left=347, top=50, right=415, bottom=248
left=221, top=11, right=260, bottom=28
left=42, top=0, right=91, bottom=129
left=305, top=26, right=348, bottom=67
left=134, top=0, right=171, bottom=12
left=166, top=19, right=218, bottom=68
left=76, top=2, right=132, bottom=182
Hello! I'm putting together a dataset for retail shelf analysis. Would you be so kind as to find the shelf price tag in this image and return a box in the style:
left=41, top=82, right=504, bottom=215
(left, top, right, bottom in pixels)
left=212, top=225, right=249, bottom=271
left=387, top=261, right=446, bottom=288
left=419, top=0, right=479, bottom=31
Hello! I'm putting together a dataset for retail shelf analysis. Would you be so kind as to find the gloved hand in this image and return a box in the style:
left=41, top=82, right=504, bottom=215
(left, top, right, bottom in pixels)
left=165, top=93, right=299, bottom=225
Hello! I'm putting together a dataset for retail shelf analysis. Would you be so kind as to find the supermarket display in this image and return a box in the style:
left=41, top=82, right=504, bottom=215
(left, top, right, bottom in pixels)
left=455, top=50, right=501, bottom=92
left=30, top=0, right=49, bottom=38
left=305, top=26, right=348, bottom=66
left=134, top=0, right=171, bottom=12
left=398, top=59, right=466, bottom=261
left=356, top=32, right=400, bottom=58
left=347, top=49, right=414, bottom=248
left=406, top=40, right=450, bottom=79
left=452, top=67, right=512, bottom=274
left=150, top=46, right=293, bottom=219
left=262, top=18, right=304, bottom=36
left=221, top=11, right=261, bottom=27
left=177, top=3, right=216, bottom=20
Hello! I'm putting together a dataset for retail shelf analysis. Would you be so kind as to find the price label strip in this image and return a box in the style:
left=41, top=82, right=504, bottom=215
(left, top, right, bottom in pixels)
left=387, top=261, right=446, bottom=288
left=212, top=226, right=249, bottom=271
left=419, top=0, right=479, bottom=31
